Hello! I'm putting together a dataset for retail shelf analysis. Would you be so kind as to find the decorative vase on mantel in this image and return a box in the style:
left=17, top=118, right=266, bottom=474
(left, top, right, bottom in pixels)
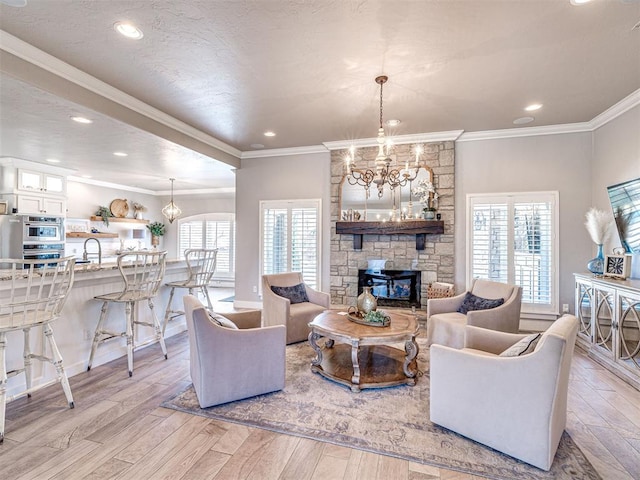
left=423, top=209, right=436, bottom=220
left=357, top=287, right=377, bottom=315
left=587, top=244, right=605, bottom=275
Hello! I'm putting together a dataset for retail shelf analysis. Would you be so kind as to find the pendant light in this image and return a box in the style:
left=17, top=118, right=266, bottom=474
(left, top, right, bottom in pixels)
left=162, top=178, right=181, bottom=223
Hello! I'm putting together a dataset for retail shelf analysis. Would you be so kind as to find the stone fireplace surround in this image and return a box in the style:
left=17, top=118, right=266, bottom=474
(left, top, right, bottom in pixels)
left=330, top=142, right=455, bottom=310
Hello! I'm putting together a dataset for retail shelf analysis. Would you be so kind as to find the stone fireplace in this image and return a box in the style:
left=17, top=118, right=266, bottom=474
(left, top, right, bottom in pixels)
left=358, top=269, right=421, bottom=308
left=329, top=142, right=455, bottom=310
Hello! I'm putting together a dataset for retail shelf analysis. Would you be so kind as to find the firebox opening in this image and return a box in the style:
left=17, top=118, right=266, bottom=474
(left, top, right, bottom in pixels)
left=358, top=269, right=421, bottom=308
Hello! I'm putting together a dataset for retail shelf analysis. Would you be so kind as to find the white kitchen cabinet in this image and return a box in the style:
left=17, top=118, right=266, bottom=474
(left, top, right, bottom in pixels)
left=17, top=195, right=66, bottom=216
left=574, top=273, right=640, bottom=390
left=17, top=169, right=65, bottom=195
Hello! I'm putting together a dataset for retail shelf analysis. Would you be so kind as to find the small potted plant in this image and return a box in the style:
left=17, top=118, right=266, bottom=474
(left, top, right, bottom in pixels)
left=412, top=179, right=439, bottom=219
left=95, top=206, right=113, bottom=227
left=146, top=221, right=165, bottom=247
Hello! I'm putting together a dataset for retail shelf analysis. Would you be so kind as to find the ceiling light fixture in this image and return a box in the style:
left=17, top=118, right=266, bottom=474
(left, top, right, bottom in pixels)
left=0, top=0, right=27, bottom=7
left=71, top=116, right=93, bottom=124
left=570, top=0, right=592, bottom=5
left=385, top=119, right=401, bottom=127
left=525, top=103, right=543, bottom=112
left=263, top=131, right=276, bottom=137
left=513, top=116, right=535, bottom=125
left=161, top=178, right=181, bottom=224
left=344, top=75, right=426, bottom=198
left=113, top=152, right=128, bottom=157
left=46, top=158, right=61, bottom=163
left=114, top=21, right=144, bottom=39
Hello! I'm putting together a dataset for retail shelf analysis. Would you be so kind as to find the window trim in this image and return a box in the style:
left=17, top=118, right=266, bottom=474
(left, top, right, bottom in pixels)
left=259, top=198, right=322, bottom=292
left=465, top=191, right=559, bottom=316
left=176, top=213, right=235, bottom=279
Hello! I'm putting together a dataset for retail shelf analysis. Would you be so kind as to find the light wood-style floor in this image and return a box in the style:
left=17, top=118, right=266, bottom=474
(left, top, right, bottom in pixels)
left=1, top=297, right=639, bottom=479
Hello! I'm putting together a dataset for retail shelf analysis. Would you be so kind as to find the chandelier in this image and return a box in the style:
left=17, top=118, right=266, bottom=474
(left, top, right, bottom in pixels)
left=162, top=178, right=182, bottom=223
left=344, top=75, right=424, bottom=198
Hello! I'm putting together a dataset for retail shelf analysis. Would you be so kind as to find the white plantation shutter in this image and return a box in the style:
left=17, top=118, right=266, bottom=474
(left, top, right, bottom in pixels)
left=261, top=200, right=321, bottom=289
left=468, top=193, right=558, bottom=315
left=178, top=214, right=235, bottom=277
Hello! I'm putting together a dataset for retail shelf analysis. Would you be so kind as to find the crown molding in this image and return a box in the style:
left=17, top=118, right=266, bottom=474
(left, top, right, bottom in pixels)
left=68, top=176, right=235, bottom=196
left=0, top=30, right=241, bottom=162
left=323, top=130, right=464, bottom=151
left=589, top=88, right=640, bottom=130
left=241, top=145, right=329, bottom=159
left=456, top=122, right=592, bottom=142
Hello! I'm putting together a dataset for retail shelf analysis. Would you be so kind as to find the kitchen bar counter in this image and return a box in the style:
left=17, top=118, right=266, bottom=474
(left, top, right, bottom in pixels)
left=1, top=258, right=190, bottom=398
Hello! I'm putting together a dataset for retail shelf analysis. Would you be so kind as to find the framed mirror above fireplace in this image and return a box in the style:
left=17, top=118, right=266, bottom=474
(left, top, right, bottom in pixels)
left=339, top=166, right=433, bottom=221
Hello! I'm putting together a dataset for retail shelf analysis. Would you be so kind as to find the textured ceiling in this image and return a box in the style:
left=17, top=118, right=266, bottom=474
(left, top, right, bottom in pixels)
left=0, top=0, right=639, bottom=191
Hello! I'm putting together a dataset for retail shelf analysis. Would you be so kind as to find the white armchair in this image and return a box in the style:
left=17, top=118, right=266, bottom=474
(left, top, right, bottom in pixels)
left=183, top=295, right=286, bottom=408
left=430, top=314, right=579, bottom=471
left=262, top=272, right=330, bottom=344
left=427, top=278, right=522, bottom=349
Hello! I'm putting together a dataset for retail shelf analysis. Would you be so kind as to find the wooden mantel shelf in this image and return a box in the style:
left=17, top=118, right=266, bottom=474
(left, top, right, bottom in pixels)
left=336, top=220, right=445, bottom=250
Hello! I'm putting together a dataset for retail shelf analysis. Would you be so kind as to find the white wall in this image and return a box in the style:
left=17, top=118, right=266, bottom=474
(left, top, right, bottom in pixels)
left=235, top=152, right=331, bottom=304
left=455, top=132, right=593, bottom=318
left=592, top=105, right=640, bottom=252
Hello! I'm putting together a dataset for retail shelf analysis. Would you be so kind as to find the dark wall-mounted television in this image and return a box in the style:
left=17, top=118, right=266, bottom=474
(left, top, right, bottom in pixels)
left=607, top=177, right=640, bottom=254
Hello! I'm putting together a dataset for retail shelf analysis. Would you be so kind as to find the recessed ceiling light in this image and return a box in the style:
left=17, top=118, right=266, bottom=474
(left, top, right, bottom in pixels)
left=570, top=0, right=592, bottom=5
left=71, top=116, right=93, bottom=124
left=513, top=116, right=535, bottom=125
left=264, top=131, right=276, bottom=137
left=385, top=119, right=401, bottom=127
left=46, top=158, right=61, bottom=163
left=525, top=103, right=543, bottom=112
left=0, top=0, right=27, bottom=7
left=114, top=21, right=144, bottom=39
left=250, top=143, right=265, bottom=149
left=113, top=152, right=128, bottom=157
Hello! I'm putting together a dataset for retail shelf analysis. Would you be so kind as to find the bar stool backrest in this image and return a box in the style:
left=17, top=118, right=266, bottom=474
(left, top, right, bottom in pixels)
left=116, top=251, right=167, bottom=301
left=0, top=257, right=76, bottom=331
left=185, top=249, right=218, bottom=287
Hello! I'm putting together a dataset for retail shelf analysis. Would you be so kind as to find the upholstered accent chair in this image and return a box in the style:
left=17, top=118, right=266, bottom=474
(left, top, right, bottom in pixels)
left=427, top=278, right=522, bottom=349
left=183, top=295, right=286, bottom=408
left=262, top=272, right=330, bottom=344
left=430, top=314, right=579, bottom=471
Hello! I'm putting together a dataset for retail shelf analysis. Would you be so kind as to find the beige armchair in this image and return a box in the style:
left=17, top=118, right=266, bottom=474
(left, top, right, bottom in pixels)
left=183, top=295, right=286, bottom=408
left=262, top=272, right=330, bottom=344
left=430, top=314, right=579, bottom=471
left=427, top=278, right=522, bottom=349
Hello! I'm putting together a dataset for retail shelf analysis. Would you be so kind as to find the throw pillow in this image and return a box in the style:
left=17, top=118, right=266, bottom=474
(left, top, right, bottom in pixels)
left=207, top=310, right=238, bottom=329
left=457, top=292, right=505, bottom=314
left=270, top=283, right=309, bottom=304
left=500, top=333, right=541, bottom=357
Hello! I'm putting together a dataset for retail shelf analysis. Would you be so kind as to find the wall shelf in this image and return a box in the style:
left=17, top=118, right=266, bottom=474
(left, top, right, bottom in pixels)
left=89, top=216, right=149, bottom=224
left=67, top=232, right=118, bottom=239
left=336, top=220, right=445, bottom=250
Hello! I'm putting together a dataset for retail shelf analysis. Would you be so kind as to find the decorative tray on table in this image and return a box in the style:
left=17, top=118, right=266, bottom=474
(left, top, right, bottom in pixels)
left=346, top=307, right=391, bottom=327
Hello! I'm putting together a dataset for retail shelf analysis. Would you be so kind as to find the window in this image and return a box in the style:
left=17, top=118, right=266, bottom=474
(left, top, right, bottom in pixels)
left=260, top=199, right=321, bottom=289
left=178, top=213, right=235, bottom=277
left=467, top=192, right=558, bottom=315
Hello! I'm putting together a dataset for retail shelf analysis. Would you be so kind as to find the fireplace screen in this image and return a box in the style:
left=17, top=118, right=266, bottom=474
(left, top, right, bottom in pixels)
left=358, top=269, right=421, bottom=308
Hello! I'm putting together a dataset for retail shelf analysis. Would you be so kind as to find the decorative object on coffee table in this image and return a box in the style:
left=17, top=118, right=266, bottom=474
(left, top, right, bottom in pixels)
left=356, top=285, right=377, bottom=314
left=347, top=307, right=391, bottom=327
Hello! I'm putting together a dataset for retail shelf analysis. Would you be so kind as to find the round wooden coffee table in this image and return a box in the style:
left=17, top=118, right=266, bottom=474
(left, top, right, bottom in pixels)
left=308, top=310, right=420, bottom=392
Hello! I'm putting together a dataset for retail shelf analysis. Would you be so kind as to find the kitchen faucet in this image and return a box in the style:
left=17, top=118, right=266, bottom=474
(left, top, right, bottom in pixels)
left=83, top=237, right=102, bottom=265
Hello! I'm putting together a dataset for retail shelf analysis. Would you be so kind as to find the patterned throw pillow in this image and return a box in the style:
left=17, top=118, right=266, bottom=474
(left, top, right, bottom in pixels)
left=457, top=292, right=505, bottom=314
left=270, top=283, right=309, bottom=304
left=207, top=310, right=238, bottom=329
left=500, top=333, right=541, bottom=357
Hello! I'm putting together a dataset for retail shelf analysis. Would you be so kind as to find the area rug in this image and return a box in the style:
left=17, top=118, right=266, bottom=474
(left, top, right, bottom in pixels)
left=161, top=337, right=600, bottom=480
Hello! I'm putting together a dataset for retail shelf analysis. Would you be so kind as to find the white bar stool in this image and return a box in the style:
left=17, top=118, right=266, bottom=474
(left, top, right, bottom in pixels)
left=0, top=257, right=76, bottom=444
left=87, top=251, right=167, bottom=377
left=163, top=248, right=217, bottom=334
